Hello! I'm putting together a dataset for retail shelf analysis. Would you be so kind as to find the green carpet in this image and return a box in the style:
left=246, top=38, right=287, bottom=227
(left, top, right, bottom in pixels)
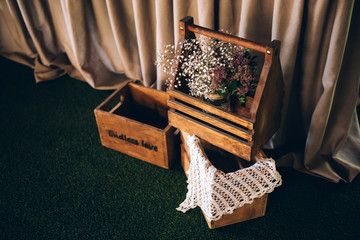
left=0, top=56, right=359, bottom=240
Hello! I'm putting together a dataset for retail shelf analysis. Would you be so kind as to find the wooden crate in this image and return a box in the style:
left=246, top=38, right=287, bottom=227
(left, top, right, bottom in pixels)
left=168, top=16, right=284, bottom=161
left=94, top=81, right=176, bottom=169
left=180, top=131, right=268, bottom=229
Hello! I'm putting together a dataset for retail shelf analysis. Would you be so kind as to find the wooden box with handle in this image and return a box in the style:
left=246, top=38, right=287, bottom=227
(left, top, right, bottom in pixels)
left=167, top=16, right=284, bottom=162
left=94, top=82, right=176, bottom=169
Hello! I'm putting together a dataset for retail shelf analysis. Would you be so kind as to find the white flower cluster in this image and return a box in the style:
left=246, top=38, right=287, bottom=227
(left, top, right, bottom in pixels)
left=155, top=35, right=240, bottom=97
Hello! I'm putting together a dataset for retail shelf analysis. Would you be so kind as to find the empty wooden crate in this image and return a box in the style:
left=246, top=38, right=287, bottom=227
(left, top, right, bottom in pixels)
left=167, top=16, right=284, bottom=161
left=94, top=82, right=176, bottom=169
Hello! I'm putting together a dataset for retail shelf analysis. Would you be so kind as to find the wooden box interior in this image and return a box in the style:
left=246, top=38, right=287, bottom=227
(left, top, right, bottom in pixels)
left=105, top=83, right=170, bottom=130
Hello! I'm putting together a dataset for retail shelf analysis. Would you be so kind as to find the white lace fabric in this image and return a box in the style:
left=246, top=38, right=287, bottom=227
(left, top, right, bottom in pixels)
left=177, top=135, right=282, bottom=222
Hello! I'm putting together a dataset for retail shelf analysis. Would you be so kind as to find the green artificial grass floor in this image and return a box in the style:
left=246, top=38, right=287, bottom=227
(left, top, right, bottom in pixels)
left=0, top=56, right=359, bottom=240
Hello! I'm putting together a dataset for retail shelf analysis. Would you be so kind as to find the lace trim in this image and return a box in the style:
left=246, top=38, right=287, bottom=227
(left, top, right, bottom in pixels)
left=177, top=135, right=282, bottom=222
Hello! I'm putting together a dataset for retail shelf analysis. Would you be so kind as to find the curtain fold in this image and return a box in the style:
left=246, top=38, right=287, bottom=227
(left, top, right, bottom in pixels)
left=0, top=0, right=359, bottom=182
left=300, top=0, right=355, bottom=180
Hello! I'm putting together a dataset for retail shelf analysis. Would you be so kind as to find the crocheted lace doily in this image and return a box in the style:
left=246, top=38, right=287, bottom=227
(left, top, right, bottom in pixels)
left=177, top=135, right=282, bottom=222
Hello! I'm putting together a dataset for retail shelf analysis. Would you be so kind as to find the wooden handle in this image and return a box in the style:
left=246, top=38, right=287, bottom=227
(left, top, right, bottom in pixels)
left=95, top=80, right=130, bottom=111
left=180, top=16, right=267, bottom=53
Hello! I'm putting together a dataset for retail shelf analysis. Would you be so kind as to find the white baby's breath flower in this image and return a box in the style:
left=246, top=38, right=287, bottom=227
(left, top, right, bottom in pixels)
left=155, top=34, right=257, bottom=99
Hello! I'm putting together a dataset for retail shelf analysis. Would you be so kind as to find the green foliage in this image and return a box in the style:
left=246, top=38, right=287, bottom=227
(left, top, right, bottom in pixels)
left=227, top=80, right=238, bottom=95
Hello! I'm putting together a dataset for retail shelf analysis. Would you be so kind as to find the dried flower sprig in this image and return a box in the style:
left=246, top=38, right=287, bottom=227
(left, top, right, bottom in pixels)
left=155, top=34, right=258, bottom=103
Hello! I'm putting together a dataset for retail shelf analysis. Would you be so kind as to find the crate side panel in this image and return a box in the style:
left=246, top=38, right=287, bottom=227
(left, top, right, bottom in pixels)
left=253, top=47, right=284, bottom=157
left=207, top=195, right=268, bottom=229
left=129, top=83, right=169, bottom=119
left=180, top=144, right=190, bottom=178
left=162, top=126, right=177, bottom=169
left=96, top=110, right=170, bottom=168
left=169, top=111, right=252, bottom=161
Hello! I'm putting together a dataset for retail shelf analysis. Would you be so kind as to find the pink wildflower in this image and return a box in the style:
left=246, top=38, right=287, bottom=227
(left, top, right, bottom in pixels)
left=209, top=66, right=227, bottom=91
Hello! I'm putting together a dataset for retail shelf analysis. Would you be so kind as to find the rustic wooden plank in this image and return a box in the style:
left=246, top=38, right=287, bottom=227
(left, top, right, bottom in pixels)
left=129, top=83, right=169, bottom=119
left=167, top=89, right=254, bottom=130
left=162, top=125, right=177, bottom=169
left=179, top=16, right=196, bottom=40
left=233, top=97, right=253, bottom=119
left=169, top=110, right=252, bottom=161
left=180, top=16, right=267, bottom=53
left=249, top=48, right=272, bottom=122
left=180, top=131, right=191, bottom=162
left=188, top=24, right=267, bottom=54
left=207, top=195, right=268, bottom=229
left=252, top=41, right=284, bottom=159
left=168, top=99, right=253, bottom=141
left=180, top=144, right=190, bottom=178
left=129, top=83, right=169, bottom=107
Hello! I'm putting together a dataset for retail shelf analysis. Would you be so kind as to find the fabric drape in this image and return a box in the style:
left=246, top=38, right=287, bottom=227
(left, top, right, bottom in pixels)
left=0, top=0, right=359, bottom=182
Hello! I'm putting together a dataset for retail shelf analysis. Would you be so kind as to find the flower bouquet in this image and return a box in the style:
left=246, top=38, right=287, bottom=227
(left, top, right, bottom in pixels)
left=156, top=35, right=258, bottom=111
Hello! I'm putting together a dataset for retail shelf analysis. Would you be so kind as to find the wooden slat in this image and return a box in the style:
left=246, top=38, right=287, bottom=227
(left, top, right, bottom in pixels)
left=167, top=89, right=254, bottom=130
left=162, top=125, right=177, bottom=169
left=129, top=83, right=169, bottom=119
left=168, top=99, right=253, bottom=141
left=207, top=195, right=267, bottom=229
left=168, top=110, right=252, bottom=161
left=187, top=24, right=267, bottom=54
left=129, top=83, right=169, bottom=107
left=180, top=144, right=190, bottom=178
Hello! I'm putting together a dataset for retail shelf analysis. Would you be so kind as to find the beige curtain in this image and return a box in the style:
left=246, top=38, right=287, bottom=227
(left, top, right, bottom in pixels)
left=0, top=0, right=359, bottom=182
